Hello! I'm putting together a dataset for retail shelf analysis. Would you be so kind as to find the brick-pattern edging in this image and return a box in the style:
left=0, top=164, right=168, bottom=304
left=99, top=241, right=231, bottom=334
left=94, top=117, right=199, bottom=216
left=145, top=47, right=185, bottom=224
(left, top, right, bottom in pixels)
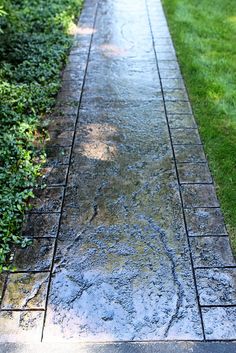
left=146, top=0, right=236, bottom=341
left=0, top=0, right=235, bottom=343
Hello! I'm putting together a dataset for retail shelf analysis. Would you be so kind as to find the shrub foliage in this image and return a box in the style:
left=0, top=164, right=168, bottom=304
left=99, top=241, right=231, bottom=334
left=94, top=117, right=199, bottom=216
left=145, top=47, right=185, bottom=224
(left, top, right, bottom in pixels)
left=0, top=0, right=83, bottom=270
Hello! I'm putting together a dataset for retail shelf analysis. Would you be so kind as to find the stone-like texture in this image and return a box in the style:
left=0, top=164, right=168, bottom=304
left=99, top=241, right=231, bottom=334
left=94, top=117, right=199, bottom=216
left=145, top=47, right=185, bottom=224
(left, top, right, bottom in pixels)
left=2, top=0, right=235, bottom=344
left=22, top=213, right=60, bottom=238
left=59, top=209, right=84, bottom=240
left=161, top=78, right=185, bottom=91
left=168, top=114, right=196, bottom=129
left=202, top=307, right=236, bottom=340
left=45, top=236, right=202, bottom=341
left=196, top=268, right=236, bottom=306
left=40, top=166, right=68, bottom=187
left=0, top=274, right=6, bottom=303
left=52, top=101, right=79, bottom=117
left=159, top=60, right=180, bottom=70
left=43, top=0, right=204, bottom=342
left=164, top=90, right=189, bottom=101
left=77, top=106, right=166, bottom=127
left=174, top=145, right=206, bottom=163
left=0, top=311, right=44, bottom=342
left=160, top=70, right=182, bottom=79
left=83, top=62, right=163, bottom=103
left=46, top=114, right=76, bottom=132
left=45, top=147, right=71, bottom=167
left=43, top=0, right=235, bottom=342
left=165, top=101, right=192, bottom=115
left=1, top=273, right=49, bottom=309
left=185, top=208, right=227, bottom=236
left=182, top=185, right=219, bottom=208
left=157, top=52, right=177, bottom=61
left=171, top=129, right=201, bottom=145
left=55, top=90, right=81, bottom=107
left=1, top=342, right=236, bottom=353
left=62, top=69, right=85, bottom=83
left=30, top=187, right=64, bottom=213
left=155, top=43, right=175, bottom=54
left=190, top=237, right=235, bottom=268
left=12, top=239, right=55, bottom=271
left=49, top=130, right=74, bottom=147
left=56, top=88, right=82, bottom=104
left=177, top=163, right=212, bottom=184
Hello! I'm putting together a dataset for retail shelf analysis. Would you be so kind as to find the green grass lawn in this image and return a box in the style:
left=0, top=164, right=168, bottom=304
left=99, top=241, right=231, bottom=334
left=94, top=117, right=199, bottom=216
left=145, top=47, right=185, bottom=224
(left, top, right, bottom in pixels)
left=0, top=0, right=83, bottom=270
left=162, top=0, right=236, bottom=254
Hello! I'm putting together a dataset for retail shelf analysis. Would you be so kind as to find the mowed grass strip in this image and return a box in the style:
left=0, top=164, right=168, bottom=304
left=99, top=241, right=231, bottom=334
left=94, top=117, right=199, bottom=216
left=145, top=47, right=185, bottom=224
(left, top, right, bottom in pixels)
left=162, top=0, right=236, bottom=254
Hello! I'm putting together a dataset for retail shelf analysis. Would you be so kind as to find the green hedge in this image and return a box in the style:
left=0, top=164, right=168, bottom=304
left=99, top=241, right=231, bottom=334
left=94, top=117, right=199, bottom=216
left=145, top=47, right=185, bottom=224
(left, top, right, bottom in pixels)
left=0, top=0, right=83, bottom=271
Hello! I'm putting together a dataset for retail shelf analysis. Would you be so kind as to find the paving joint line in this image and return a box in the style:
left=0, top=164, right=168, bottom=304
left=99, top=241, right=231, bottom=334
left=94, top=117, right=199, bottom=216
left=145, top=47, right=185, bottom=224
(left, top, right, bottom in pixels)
left=157, top=0, right=232, bottom=334
left=195, top=266, right=236, bottom=270
left=164, top=99, right=189, bottom=102
left=145, top=0, right=206, bottom=340
left=184, top=206, right=221, bottom=210
left=5, top=270, right=51, bottom=274
left=3, top=0, right=232, bottom=342
left=170, top=127, right=198, bottom=129
left=21, top=237, right=57, bottom=240
left=28, top=210, right=64, bottom=215
left=173, top=143, right=203, bottom=146
left=200, top=304, right=236, bottom=308
left=179, top=182, right=213, bottom=185
left=177, top=162, right=208, bottom=164
left=40, top=0, right=100, bottom=342
left=189, top=234, right=228, bottom=238
left=159, top=5, right=228, bottom=238
left=0, top=308, right=45, bottom=312
left=0, top=275, right=8, bottom=308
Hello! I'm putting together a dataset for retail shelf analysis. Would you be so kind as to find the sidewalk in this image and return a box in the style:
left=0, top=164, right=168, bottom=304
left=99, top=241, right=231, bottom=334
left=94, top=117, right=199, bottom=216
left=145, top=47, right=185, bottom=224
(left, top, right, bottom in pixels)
left=0, top=0, right=235, bottom=345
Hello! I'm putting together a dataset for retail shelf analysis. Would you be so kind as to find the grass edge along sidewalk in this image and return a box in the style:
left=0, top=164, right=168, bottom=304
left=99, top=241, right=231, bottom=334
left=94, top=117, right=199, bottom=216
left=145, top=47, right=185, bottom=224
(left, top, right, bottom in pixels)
left=162, top=0, right=236, bottom=255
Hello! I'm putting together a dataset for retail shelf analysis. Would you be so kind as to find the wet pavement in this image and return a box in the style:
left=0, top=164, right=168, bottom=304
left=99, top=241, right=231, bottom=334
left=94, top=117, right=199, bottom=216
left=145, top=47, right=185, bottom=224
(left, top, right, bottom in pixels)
left=0, top=0, right=236, bottom=345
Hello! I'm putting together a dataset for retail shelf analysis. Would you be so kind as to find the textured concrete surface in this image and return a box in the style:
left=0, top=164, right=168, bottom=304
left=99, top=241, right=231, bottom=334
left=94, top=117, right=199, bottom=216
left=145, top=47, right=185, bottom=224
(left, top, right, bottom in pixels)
left=0, top=342, right=236, bottom=353
left=1, top=273, right=49, bottom=310
left=0, top=0, right=236, bottom=345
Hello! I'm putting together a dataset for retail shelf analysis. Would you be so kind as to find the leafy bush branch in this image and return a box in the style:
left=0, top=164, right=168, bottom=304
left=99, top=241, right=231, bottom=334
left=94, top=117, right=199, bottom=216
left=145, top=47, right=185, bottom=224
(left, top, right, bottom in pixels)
left=0, top=0, right=83, bottom=271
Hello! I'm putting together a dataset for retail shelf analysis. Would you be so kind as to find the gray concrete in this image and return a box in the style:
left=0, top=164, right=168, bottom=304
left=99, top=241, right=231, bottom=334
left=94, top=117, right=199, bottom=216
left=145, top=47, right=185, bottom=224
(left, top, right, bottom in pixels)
left=1, top=342, right=236, bottom=353
left=0, top=0, right=236, bottom=344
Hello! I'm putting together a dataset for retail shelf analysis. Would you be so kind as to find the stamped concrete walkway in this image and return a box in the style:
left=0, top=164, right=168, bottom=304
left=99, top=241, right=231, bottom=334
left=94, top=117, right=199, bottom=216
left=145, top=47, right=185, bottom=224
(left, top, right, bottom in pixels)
left=0, top=0, right=236, bottom=349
